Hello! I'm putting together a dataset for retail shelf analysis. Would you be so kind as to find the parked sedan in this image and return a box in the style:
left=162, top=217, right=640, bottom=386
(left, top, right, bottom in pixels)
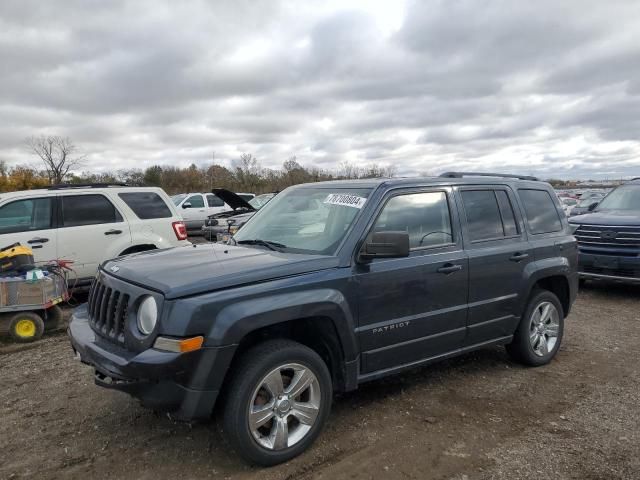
left=202, top=190, right=276, bottom=242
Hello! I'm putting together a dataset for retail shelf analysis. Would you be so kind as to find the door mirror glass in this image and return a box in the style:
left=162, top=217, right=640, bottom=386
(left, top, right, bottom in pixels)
left=361, top=231, right=410, bottom=260
left=182, top=202, right=192, bottom=209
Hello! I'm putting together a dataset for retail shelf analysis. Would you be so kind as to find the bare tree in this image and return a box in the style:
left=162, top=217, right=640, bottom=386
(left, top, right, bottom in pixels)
left=25, top=135, right=85, bottom=184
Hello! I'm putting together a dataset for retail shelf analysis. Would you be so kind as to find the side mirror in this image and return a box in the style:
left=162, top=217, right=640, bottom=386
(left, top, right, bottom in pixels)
left=360, top=231, right=410, bottom=261
left=182, top=202, right=192, bottom=209
left=588, top=202, right=598, bottom=211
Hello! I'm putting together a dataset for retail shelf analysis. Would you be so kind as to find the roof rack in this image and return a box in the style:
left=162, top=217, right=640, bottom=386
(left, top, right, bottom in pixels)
left=439, top=172, right=539, bottom=181
left=47, top=183, right=129, bottom=190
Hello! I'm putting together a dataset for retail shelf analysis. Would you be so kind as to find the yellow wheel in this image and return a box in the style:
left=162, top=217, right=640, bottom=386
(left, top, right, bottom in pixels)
left=9, top=312, right=44, bottom=343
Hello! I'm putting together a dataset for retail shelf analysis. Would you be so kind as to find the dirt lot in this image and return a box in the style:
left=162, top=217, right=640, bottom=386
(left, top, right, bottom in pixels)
left=1, top=282, right=639, bottom=480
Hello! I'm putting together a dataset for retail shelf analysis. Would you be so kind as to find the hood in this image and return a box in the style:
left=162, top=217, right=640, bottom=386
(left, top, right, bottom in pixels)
left=212, top=188, right=255, bottom=211
left=103, top=243, right=339, bottom=299
left=568, top=210, right=640, bottom=226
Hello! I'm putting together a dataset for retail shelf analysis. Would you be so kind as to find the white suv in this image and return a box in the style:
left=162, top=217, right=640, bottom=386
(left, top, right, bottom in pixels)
left=0, top=184, right=190, bottom=287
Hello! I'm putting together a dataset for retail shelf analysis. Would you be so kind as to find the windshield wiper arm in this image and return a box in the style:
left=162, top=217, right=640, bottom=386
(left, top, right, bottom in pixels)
left=236, top=239, right=287, bottom=252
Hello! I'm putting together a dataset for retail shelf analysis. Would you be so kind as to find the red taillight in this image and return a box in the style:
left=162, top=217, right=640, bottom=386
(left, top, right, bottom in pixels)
left=172, top=221, right=188, bottom=240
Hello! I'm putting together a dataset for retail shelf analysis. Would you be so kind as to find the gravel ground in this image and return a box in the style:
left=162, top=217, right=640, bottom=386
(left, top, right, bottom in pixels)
left=1, top=282, right=639, bottom=480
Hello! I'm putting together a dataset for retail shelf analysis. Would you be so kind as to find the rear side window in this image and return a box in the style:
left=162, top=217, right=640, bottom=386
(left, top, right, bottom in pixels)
left=372, top=191, right=453, bottom=249
left=462, top=190, right=503, bottom=241
left=207, top=194, right=224, bottom=207
left=0, top=198, right=52, bottom=234
left=518, top=189, right=562, bottom=234
left=119, top=192, right=172, bottom=219
left=462, top=189, right=520, bottom=241
left=62, top=195, right=123, bottom=227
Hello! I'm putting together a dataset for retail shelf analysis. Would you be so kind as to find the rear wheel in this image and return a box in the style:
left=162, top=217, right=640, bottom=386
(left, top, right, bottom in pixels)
left=9, top=312, right=45, bottom=343
left=506, top=289, right=564, bottom=366
left=221, top=339, right=332, bottom=466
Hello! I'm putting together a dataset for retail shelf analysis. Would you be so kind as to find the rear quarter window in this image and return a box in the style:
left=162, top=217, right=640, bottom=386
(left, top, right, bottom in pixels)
left=118, top=192, right=173, bottom=219
left=518, top=189, right=562, bottom=234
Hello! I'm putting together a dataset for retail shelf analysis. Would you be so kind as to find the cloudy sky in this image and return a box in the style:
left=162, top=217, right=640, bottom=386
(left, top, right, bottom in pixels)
left=1, top=0, right=640, bottom=179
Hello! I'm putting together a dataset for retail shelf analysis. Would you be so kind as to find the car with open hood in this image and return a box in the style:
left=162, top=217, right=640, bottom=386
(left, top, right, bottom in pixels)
left=201, top=190, right=276, bottom=242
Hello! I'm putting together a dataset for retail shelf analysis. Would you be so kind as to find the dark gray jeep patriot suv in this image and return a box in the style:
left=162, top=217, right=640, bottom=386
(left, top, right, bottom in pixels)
left=68, top=172, right=578, bottom=465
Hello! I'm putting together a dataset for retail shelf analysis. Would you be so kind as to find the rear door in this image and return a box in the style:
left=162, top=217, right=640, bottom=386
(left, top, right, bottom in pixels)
left=56, top=193, right=132, bottom=281
left=458, top=186, right=532, bottom=345
left=354, top=187, right=469, bottom=374
left=180, top=194, right=207, bottom=228
left=0, top=196, right=57, bottom=263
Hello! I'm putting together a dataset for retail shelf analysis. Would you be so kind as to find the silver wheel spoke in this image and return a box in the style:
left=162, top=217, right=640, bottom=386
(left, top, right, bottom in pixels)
left=263, top=369, right=284, bottom=397
left=286, top=368, right=314, bottom=398
left=272, top=417, right=288, bottom=450
left=529, top=330, right=539, bottom=343
left=250, top=403, right=275, bottom=429
left=538, top=335, right=549, bottom=355
left=545, top=323, right=559, bottom=337
left=539, top=304, right=551, bottom=324
left=291, top=401, right=320, bottom=426
left=531, top=309, right=542, bottom=325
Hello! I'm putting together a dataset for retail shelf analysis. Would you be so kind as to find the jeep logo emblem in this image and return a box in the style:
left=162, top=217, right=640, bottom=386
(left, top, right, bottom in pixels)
left=110, top=265, right=120, bottom=273
left=600, top=230, right=617, bottom=240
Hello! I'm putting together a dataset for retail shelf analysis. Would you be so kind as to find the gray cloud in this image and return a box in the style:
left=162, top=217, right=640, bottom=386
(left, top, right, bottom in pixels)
left=1, top=0, right=640, bottom=179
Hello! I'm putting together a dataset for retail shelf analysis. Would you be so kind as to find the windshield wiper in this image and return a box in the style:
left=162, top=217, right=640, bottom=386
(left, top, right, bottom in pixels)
left=236, top=239, right=287, bottom=252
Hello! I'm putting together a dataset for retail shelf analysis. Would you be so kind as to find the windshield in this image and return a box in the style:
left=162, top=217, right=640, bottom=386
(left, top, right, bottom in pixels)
left=249, top=193, right=275, bottom=210
left=233, top=187, right=371, bottom=255
left=578, top=197, right=598, bottom=208
left=596, top=185, right=640, bottom=211
left=562, top=198, right=577, bottom=206
left=171, top=194, right=187, bottom=206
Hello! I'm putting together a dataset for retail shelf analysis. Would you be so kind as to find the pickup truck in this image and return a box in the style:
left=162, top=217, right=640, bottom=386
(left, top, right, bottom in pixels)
left=68, top=173, right=578, bottom=465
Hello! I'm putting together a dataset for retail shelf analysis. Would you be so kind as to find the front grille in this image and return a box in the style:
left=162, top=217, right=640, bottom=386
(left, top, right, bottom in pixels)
left=575, top=224, right=640, bottom=256
left=87, top=276, right=130, bottom=344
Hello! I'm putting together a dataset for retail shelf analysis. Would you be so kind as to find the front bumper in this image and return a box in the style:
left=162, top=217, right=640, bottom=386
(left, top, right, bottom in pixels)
left=68, top=305, right=235, bottom=420
left=578, top=252, right=640, bottom=283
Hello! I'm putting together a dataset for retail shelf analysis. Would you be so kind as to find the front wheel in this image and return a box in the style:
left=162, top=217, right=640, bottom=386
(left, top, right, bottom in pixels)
left=506, top=289, right=564, bottom=366
left=221, top=339, right=332, bottom=466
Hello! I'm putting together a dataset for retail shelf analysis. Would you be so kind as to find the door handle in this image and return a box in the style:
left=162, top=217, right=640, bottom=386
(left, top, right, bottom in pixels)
left=509, top=252, right=530, bottom=262
left=28, top=237, right=49, bottom=244
left=104, top=229, right=123, bottom=235
left=437, top=263, right=463, bottom=274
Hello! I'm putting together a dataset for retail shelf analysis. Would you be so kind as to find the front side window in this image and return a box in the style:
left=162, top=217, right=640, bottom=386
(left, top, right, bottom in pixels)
left=0, top=198, right=52, bottom=234
left=185, top=195, right=204, bottom=208
left=233, top=187, right=371, bottom=255
left=119, top=192, right=172, bottom=219
left=372, top=191, right=453, bottom=249
left=62, top=195, right=122, bottom=227
left=518, top=189, right=562, bottom=234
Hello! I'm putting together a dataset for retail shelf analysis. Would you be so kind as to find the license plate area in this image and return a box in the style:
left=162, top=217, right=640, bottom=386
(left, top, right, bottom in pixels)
left=593, top=256, right=619, bottom=270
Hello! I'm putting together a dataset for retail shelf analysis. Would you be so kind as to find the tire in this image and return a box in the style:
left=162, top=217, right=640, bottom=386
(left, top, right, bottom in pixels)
left=9, top=312, right=45, bottom=343
left=44, top=305, right=63, bottom=331
left=506, top=289, right=564, bottom=366
left=221, top=339, right=333, bottom=466
left=578, top=278, right=587, bottom=288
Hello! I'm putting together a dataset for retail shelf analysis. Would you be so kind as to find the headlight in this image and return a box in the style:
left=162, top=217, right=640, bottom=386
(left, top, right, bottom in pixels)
left=569, top=223, right=579, bottom=234
left=137, top=295, right=158, bottom=335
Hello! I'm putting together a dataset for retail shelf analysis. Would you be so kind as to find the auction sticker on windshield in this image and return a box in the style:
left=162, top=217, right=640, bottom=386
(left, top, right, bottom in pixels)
left=324, top=193, right=367, bottom=209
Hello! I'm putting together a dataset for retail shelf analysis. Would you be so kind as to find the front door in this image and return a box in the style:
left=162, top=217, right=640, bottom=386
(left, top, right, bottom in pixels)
left=180, top=194, right=207, bottom=229
left=354, top=188, right=469, bottom=374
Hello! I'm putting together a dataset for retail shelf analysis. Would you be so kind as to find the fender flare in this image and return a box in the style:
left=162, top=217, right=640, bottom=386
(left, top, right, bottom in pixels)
left=210, top=289, right=358, bottom=361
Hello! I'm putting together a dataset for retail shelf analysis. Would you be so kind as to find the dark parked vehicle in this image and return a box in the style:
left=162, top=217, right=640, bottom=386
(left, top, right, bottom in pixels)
left=202, top=190, right=276, bottom=242
left=569, top=179, right=640, bottom=283
left=68, top=173, right=578, bottom=465
left=569, top=196, right=601, bottom=217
